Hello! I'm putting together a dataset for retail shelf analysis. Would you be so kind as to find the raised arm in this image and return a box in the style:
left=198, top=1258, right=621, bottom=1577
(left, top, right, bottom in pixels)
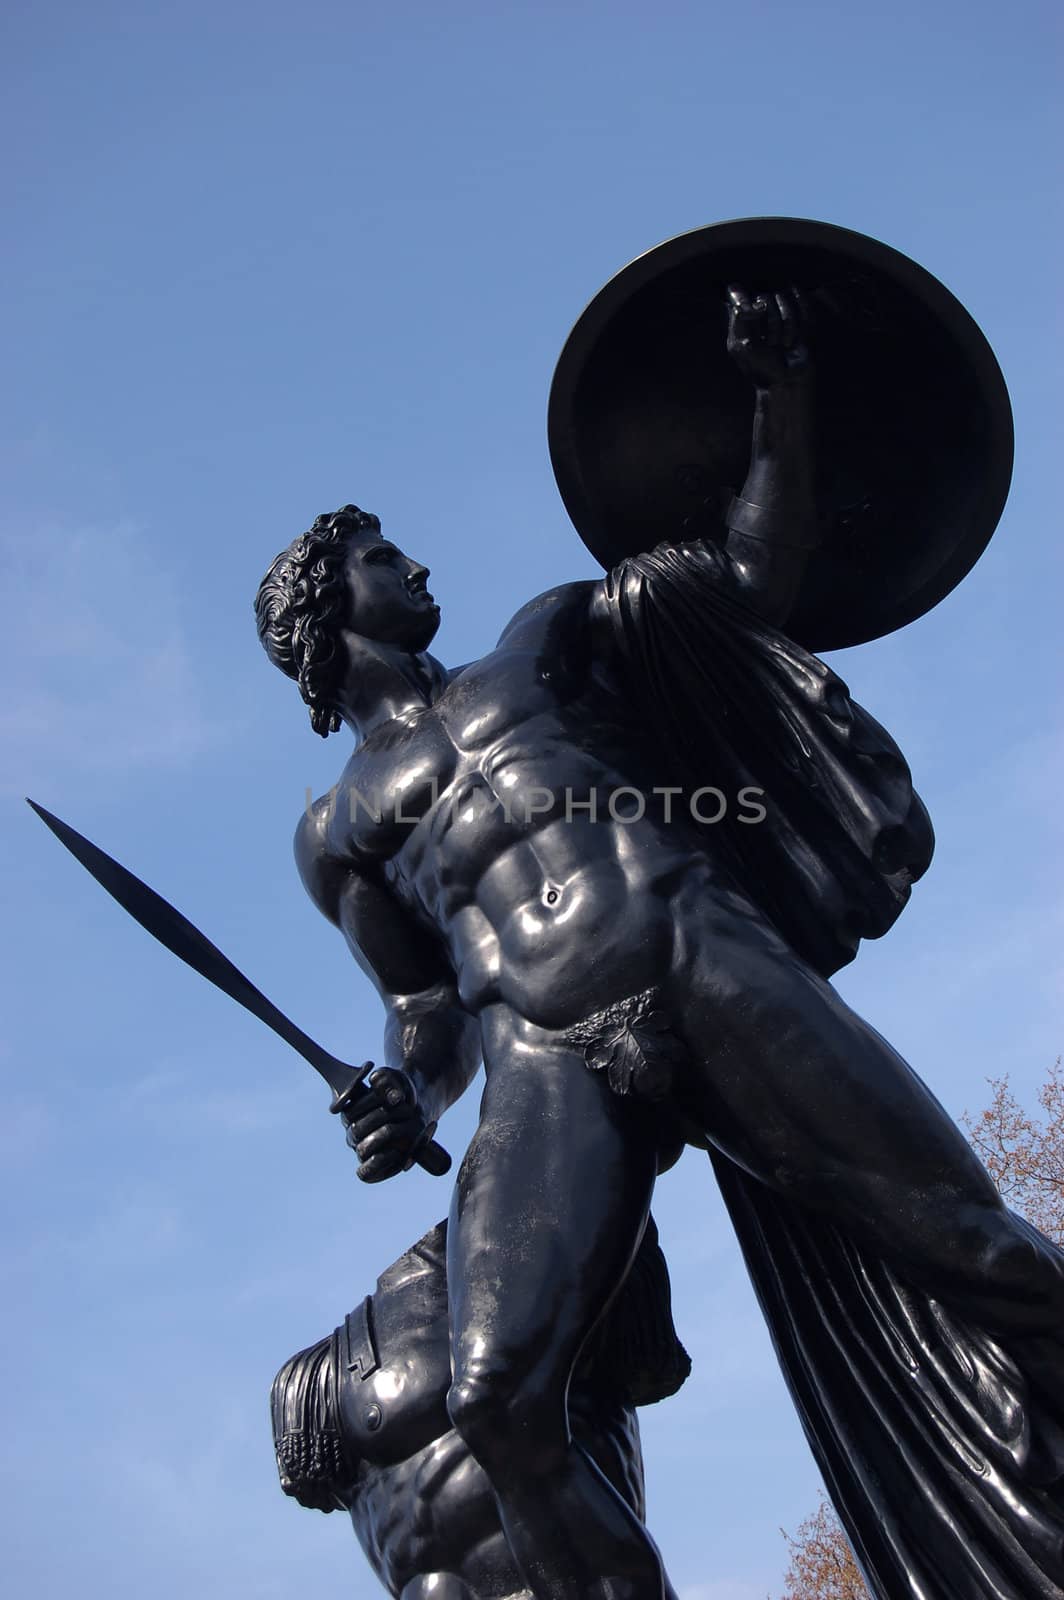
left=296, top=803, right=481, bottom=1180
left=723, top=286, right=818, bottom=627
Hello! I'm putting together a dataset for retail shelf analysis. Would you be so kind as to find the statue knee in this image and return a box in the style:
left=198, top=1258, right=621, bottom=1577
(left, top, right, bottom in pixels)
left=942, top=1203, right=1064, bottom=1333
left=447, top=1369, right=505, bottom=1454
left=447, top=1370, right=566, bottom=1476
left=984, top=1209, right=1064, bottom=1319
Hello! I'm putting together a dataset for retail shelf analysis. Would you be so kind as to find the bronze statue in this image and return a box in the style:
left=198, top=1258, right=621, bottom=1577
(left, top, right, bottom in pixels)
left=30, top=219, right=1062, bottom=1600
left=253, top=221, right=1064, bottom=1600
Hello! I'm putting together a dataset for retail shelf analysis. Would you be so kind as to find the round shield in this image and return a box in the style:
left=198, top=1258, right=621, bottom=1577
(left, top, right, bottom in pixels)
left=547, top=218, right=1014, bottom=651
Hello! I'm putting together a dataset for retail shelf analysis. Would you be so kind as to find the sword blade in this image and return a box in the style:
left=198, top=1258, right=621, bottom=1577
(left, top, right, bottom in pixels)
left=26, top=799, right=363, bottom=1102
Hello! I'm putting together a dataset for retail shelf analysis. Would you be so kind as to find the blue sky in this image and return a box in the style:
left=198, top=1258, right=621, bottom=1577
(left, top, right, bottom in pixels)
left=2, top=3, right=1061, bottom=1596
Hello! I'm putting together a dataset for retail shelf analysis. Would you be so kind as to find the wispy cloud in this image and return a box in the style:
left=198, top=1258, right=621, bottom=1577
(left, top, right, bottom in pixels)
left=59, top=1194, right=187, bottom=1270
left=89, top=1397, right=260, bottom=1543
left=129, top=1063, right=308, bottom=1136
left=0, top=518, right=225, bottom=791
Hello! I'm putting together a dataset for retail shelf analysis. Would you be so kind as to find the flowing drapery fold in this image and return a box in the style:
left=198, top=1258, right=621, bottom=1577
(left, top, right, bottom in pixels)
left=606, top=541, right=1064, bottom=1599
left=605, top=540, right=934, bottom=977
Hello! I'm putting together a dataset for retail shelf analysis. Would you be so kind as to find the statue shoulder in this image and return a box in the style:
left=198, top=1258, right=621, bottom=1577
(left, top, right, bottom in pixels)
left=294, top=792, right=353, bottom=925
left=496, top=578, right=601, bottom=650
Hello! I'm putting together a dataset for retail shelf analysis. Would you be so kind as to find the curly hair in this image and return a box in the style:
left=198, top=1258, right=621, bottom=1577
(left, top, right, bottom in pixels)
left=255, top=505, right=381, bottom=737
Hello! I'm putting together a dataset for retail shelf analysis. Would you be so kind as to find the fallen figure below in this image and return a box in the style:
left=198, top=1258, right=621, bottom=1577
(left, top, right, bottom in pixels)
left=271, top=1216, right=690, bottom=1600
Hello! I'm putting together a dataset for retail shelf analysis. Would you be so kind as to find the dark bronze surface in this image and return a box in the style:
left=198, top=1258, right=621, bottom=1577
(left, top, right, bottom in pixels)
left=34, top=222, right=1058, bottom=1600
left=249, top=234, right=1062, bottom=1596
left=548, top=217, right=1014, bottom=650
left=271, top=1217, right=687, bottom=1598
left=247, top=241, right=1063, bottom=1596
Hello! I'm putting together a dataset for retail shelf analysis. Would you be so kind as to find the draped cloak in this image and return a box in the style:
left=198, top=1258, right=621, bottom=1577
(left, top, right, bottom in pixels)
left=604, top=540, right=1064, bottom=1600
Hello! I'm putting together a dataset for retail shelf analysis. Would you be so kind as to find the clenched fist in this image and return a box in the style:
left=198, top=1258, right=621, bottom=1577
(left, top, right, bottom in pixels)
left=726, top=284, right=811, bottom=389
left=341, top=1066, right=429, bottom=1183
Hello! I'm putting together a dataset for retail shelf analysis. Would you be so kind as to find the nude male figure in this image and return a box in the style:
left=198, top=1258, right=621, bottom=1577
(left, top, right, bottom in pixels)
left=255, top=291, right=1064, bottom=1600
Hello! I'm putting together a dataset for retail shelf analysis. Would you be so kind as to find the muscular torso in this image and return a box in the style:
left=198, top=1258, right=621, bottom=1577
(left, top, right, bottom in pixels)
left=314, top=582, right=720, bottom=1030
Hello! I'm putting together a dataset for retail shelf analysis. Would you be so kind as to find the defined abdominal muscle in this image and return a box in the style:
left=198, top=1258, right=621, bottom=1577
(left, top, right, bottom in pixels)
left=444, top=843, right=693, bottom=1029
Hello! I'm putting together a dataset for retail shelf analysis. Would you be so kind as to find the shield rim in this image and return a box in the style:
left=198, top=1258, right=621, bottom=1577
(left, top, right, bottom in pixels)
left=547, top=216, right=1015, bottom=650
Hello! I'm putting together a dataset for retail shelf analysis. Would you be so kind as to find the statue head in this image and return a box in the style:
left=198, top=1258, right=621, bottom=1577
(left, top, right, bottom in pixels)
left=255, top=505, right=440, bottom=737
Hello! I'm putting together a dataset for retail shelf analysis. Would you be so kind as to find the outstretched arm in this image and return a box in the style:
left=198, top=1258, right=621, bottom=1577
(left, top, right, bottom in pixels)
left=296, top=806, right=481, bottom=1179
left=723, top=286, right=818, bottom=627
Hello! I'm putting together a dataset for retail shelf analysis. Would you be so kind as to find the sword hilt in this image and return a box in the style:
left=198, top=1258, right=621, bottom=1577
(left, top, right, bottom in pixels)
left=329, top=1066, right=452, bottom=1178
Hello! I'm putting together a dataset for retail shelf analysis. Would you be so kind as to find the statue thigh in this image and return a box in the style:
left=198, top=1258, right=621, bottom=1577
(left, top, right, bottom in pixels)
left=671, top=921, right=1064, bottom=1331
left=445, top=1031, right=660, bottom=1461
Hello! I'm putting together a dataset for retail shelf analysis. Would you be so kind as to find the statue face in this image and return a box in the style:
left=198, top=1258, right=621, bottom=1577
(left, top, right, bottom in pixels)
left=343, top=530, right=441, bottom=651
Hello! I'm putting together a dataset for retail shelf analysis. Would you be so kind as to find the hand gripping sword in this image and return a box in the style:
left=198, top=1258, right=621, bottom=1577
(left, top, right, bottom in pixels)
left=27, top=800, right=451, bottom=1177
